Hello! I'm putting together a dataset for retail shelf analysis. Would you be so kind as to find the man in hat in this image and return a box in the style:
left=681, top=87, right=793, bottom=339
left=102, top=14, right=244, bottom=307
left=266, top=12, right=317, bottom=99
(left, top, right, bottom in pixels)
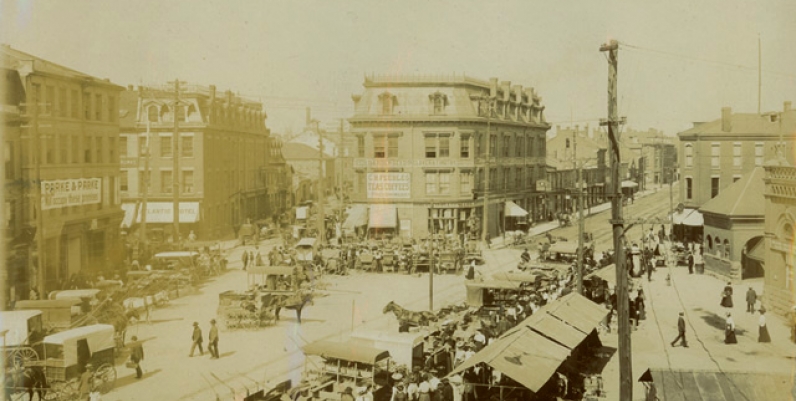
left=208, top=319, right=219, bottom=359
left=392, top=382, right=408, bottom=401
left=438, top=378, right=453, bottom=401
left=746, top=287, right=757, bottom=314
left=341, top=387, right=355, bottom=401
left=670, top=312, right=688, bottom=347
left=189, top=321, right=204, bottom=356
left=687, top=250, right=694, bottom=274
left=129, top=335, right=144, bottom=379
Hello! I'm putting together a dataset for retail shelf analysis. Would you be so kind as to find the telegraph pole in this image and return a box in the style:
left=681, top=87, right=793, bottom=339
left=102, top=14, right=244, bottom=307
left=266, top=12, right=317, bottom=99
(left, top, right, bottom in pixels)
left=429, top=202, right=435, bottom=310
left=480, top=95, right=494, bottom=247
left=169, top=80, right=183, bottom=247
left=140, top=107, right=152, bottom=260
left=27, top=89, right=47, bottom=296
left=573, top=126, right=584, bottom=295
left=600, top=39, right=631, bottom=400
left=316, top=120, right=326, bottom=245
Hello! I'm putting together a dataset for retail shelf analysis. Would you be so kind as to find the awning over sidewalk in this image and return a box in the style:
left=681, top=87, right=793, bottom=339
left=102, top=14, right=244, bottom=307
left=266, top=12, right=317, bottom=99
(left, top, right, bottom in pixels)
left=121, top=203, right=138, bottom=228
left=342, top=204, right=368, bottom=229
left=369, top=204, right=397, bottom=229
left=585, top=264, right=618, bottom=285
left=638, top=368, right=793, bottom=401
left=671, top=208, right=704, bottom=227
left=504, top=201, right=529, bottom=217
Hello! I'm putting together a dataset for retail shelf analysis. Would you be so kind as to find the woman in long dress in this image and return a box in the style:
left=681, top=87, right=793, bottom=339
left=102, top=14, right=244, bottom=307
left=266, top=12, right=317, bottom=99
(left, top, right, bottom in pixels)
left=725, top=312, right=738, bottom=344
left=720, top=282, right=734, bottom=308
left=759, top=309, right=771, bottom=343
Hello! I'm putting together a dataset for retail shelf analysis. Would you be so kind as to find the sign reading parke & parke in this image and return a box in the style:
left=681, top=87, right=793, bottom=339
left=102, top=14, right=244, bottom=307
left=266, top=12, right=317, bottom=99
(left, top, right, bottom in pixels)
left=367, top=173, right=410, bottom=199
left=41, top=178, right=102, bottom=210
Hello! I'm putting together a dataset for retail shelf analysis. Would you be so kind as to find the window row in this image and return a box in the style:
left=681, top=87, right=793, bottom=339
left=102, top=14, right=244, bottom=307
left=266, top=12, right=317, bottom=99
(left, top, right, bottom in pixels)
left=20, top=135, right=118, bottom=165
left=29, top=83, right=116, bottom=123
left=705, top=235, right=731, bottom=259
left=683, top=142, right=765, bottom=168
left=358, top=132, right=545, bottom=159
left=119, top=136, right=194, bottom=158
left=356, top=166, right=542, bottom=196
left=122, top=170, right=195, bottom=194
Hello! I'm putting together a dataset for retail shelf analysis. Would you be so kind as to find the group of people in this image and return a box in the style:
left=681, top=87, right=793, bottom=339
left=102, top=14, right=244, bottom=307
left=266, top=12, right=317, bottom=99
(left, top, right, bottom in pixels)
left=189, top=319, right=221, bottom=358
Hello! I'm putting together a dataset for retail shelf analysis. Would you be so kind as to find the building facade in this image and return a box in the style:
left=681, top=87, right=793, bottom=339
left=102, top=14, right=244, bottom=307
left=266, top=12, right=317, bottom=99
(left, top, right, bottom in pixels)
left=348, top=75, right=551, bottom=239
left=678, top=104, right=795, bottom=209
left=2, top=45, right=125, bottom=295
left=119, top=84, right=284, bottom=243
left=762, top=160, right=796, bottom=315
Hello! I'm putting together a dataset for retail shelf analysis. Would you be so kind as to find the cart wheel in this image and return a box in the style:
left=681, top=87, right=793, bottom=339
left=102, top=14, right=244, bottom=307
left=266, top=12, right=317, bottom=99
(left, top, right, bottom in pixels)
left=93, top=363, right=116, bottom=394
left=10, top=346, right=39, bottom=369
left=44, top=380, right=78, bottom=401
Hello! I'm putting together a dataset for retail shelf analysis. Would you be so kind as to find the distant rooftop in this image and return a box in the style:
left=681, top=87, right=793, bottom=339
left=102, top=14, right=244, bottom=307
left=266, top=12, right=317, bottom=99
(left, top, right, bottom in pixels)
left=363, top=73, right=490, bottom=88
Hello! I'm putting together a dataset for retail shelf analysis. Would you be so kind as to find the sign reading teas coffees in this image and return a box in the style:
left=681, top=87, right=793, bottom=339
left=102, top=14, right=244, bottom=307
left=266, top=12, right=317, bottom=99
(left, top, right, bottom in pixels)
left=41, top=178, right=102, bottom=210
left=367, top=173, right=410, bottom=199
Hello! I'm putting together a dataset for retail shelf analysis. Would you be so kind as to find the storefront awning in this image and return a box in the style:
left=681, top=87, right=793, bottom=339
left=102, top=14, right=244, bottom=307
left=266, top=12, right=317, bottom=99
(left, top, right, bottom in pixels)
left=369, top=204, right=397, bottom=229
left=504, top=201, right=529, bottom=217
left=672, top=208, right=703, bottom=227
left=342, top=204, right=368, bottom=229
left=121, top=203, right=138, bottom=228
left=136, top=202, right=200, bottom=224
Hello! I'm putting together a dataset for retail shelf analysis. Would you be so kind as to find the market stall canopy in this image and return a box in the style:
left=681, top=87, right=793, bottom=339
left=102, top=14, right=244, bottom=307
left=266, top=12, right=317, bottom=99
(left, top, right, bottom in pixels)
left=621, top=180, right=638, bottom=188
left=504, top=201, right=529, bottom=217
left=671, top=208, right=704, bottom=227
left=447, top=326, right=570, bottom=392
left=548, top=241, right=583, bottom=255
left=295, top=237, right=317, bottom=248
left=491, top=271, right=539, bottom=283
left=343, top=204, right=369, bottom=229
left=638, top=368, right=793, bottom=401
left=465, top=280, right=523, bottom=307
left=303, top=340, right=390, bottom=365
left=585, top=265, right=617, bottom=285
left=369, top=204, right=398, bottom=228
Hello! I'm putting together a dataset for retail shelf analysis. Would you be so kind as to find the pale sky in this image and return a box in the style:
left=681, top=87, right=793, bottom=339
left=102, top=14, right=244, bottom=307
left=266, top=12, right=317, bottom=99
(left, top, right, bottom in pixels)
left=2, top=0, right=795, bottom=136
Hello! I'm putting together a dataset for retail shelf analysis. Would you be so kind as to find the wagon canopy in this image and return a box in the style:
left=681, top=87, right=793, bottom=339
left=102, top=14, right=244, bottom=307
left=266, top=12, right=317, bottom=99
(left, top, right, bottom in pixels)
left=43, top=324, right=115, bottom=366
left=50, top=289, right=101, bottom=300
left=303, top=340, right=390, bottom=365
left=491, top=272, right=539, bottom=283
left=0, top=310, right=42, bottom=347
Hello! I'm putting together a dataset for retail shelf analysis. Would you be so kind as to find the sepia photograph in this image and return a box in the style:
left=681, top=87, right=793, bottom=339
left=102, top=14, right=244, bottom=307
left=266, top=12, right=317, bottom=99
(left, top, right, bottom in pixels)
left=1, top=1, right=795, bottom=400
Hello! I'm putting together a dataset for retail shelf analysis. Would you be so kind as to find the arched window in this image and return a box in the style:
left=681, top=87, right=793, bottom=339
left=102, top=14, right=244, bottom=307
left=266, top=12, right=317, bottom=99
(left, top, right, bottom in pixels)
left=147, top=105, right=159, bottom=123
left=706, top=235, right=713, bottom=252
left=715, top=237, right=723, bottom=257
left=723, top=239, right=730, bottom=259
left=160, top=105, right=170, bottom=121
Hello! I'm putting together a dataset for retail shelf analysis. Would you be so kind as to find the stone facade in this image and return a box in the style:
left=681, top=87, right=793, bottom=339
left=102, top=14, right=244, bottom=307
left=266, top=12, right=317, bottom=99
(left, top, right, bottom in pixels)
left=762, top=163, right=796, bottom=315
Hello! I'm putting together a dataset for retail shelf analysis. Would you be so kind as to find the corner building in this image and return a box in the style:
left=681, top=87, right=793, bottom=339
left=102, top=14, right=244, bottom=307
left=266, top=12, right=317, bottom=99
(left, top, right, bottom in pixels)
left=348, top=75, right=551, bottom=239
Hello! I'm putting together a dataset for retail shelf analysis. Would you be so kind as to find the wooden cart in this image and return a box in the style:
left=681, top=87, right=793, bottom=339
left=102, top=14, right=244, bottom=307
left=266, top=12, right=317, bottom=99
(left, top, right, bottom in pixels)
left=302, top=340, right=391, bottom=400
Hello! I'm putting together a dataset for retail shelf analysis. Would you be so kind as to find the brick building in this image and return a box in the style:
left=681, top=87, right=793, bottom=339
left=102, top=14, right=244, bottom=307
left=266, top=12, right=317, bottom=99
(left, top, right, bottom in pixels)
left=2, top=45, right=125, bottom=295
left=119, top=84, right=288, bottom=243
left=347, top=74, right=551, bottom=239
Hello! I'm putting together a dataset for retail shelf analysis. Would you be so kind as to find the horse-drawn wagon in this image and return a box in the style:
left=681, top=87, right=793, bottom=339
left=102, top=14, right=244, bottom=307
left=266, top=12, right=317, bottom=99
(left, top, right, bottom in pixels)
left=464, top=280, right=523, bottom=314
left=6, top=324, right=117, bottom=401
left=302, top=340, right=392, bottom=400
left=14, top=299, right=83, bottom=333
left=1, top=310, right=44, bottom=371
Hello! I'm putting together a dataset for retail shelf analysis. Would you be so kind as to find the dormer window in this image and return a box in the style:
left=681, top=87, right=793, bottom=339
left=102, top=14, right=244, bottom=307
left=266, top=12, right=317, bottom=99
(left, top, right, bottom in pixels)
left=429, top=92, right=448, bottom=115
left=379, top=92, right=397, bottom=115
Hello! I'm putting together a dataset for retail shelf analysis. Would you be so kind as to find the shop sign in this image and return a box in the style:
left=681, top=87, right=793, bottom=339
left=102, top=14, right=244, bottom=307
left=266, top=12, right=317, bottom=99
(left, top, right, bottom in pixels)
left=138, top=202, right=200, bottom=223
left=120, top=156, right=138, bottom=168
left=536, top=179, right=550, bottom=192
left=41, top=178, right=101, bottom=210
left=367, top=173, right=411, bottom=199
left=355, top=158, right=474, bottom=169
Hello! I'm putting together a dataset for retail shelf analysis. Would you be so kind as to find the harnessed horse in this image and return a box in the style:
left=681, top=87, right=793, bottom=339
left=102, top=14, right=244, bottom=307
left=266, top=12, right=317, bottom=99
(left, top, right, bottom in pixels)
left=383, top=301, right=438, bottom=329
left=274, top=293, right=314, bottom=324
left=4, top=366, right=48, bottom=401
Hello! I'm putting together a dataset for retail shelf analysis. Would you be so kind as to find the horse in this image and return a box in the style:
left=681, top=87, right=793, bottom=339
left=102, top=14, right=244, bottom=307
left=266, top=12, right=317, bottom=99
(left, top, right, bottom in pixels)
left=383, top=301, right=438, bottom=329
left=4, top=366, right=48, bottom=401
left=274, top=293, right=314, bottom=324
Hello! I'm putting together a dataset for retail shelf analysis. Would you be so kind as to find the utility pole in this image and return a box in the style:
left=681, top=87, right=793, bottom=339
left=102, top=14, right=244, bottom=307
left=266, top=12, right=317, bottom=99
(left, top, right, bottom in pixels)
left=480, top=95, right=495, bottom=247
left=574, top=126, right=584, bottom=295
left=168, top=79, right=184, bottom=248
left=600, top=39, right=631, bottom=401
left=140, top=104, right=152, bottom=260
left=316, top=120, right=326, bottom=245
left=429, top=202, right=435, bottom=311
left=26, top=88, right=47, bottom=296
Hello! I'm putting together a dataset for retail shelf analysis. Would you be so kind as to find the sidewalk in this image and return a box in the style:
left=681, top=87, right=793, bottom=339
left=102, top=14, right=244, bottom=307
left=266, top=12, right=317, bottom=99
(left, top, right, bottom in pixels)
left=490, top=187, right=656, bottom=249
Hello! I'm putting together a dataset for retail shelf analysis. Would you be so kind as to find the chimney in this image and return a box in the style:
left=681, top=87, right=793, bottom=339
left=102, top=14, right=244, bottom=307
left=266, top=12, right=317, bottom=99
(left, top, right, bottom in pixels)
left=721, top=107, right=732, bottom=132
left=489, top=78, right=498, bottom=97
left=785, top=101, right=792, bottom=112
left=306, top=107, right=311, bottom=127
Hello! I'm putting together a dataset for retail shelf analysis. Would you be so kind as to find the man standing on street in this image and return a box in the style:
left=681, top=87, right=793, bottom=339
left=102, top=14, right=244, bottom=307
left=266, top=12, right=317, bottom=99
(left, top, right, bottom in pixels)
left=671, top=312, right=688, bottom=347
left=746, top=287, right=757, bottom=313
left=189, top=321, right=204, bottom=357
left=241, top=250, right=249, bottom=270
left=130, top=335, right=144, bottom=379
left=208, top=319, right=219, bottom=359
left=687, top=251, right=694, bottom=274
